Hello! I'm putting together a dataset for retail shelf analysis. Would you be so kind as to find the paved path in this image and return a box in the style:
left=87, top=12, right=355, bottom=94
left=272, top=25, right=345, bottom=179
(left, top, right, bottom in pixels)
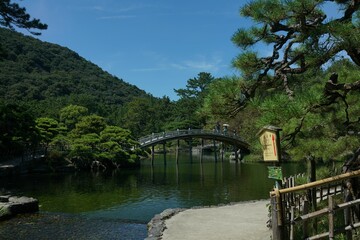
left=161, top=200, right=271, bottom=240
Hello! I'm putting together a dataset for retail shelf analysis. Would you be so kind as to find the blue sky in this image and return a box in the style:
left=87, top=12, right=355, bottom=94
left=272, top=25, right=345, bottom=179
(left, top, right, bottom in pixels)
left=19, top=0, right=252, bottom=100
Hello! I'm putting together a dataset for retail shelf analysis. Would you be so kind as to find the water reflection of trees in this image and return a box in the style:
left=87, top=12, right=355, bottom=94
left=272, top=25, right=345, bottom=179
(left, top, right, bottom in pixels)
left=0, top=156, right=305, bottom=214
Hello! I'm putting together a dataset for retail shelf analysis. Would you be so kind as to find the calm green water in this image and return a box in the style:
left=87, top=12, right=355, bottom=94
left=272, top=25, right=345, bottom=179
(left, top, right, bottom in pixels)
left=0, top=154, right=305, bottom=239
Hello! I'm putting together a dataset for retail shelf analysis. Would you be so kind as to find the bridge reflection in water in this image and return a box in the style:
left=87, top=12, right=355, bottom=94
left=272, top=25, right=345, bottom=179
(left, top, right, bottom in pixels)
left=138, top=129, right=250, bottom=165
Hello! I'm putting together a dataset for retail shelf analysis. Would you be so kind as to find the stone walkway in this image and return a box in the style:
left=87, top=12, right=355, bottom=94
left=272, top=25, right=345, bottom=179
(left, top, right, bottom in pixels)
left=148, top=200, right=271, bottom=240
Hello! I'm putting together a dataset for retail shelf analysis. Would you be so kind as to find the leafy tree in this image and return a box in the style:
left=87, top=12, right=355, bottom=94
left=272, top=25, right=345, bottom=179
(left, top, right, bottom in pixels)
left=68, top=133, right=100, bottom=168
left=122, top=96, right=175, bottom=137
left=232, top=0, right=360, bottom=96
left=35, top=117, right=60, bottom=153
left=171, top=98, right=201, bottom=128
left=98, top=126, right=138, bottom=167
left=231, top=0, right=360, bottom=159
left=201, top=76, right=247, bottom=121
left=59, top=105, right=88, bottom=131
left=171, top=72, right=217, bottom=129
left=0, top=102, right=39, bottom=160
left=68, top=124, right=140, bottom=169
left=71, top=114, right=107, bottom=136
left=0, top=0, right=47, bottom=59
left=174, top=72, right=215, bottom=99
left=199, top=76, right=263, bottom=153
left=100, top=126, right=136, bottom=151
left=122, top=97, right=156, bottom=137
left=0, top=0, right=47, bottom=35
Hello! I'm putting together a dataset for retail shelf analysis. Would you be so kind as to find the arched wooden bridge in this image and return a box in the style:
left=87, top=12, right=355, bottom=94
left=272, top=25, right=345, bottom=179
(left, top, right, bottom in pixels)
left=138, top=129, right=250, bottom=153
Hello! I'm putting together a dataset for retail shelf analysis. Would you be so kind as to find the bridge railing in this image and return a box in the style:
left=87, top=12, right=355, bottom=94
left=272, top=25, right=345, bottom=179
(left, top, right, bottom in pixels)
left=138, top=129, right=246, bottom=146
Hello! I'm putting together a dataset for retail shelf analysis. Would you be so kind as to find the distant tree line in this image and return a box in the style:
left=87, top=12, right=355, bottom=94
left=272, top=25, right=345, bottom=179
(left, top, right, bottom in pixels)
left=0, top=102, right=143, bottom=170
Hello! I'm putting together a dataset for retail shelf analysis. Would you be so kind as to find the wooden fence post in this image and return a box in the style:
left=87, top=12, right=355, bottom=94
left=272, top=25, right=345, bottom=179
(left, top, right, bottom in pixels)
left=290, top=206, right=294, bottom=240
left=329, top=195, right=335, bottom=240
left=271, top=190, right=284, bottom=240
left=302, top=200, right=309, bottom=238
left=344, top=181, right=353, bottom=240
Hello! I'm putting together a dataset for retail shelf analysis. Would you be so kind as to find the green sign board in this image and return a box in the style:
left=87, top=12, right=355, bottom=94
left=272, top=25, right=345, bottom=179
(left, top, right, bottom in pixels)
left=268, top=166, right=283, bottom=180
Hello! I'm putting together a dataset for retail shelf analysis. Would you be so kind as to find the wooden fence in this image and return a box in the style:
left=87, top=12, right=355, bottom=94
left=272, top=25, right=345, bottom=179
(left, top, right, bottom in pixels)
left=270, top=169, right=360, bottom=239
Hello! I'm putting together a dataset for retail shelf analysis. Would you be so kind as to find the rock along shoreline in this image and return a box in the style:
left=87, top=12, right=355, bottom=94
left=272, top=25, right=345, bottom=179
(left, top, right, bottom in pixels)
left=0, top=195, right=39, bottom=220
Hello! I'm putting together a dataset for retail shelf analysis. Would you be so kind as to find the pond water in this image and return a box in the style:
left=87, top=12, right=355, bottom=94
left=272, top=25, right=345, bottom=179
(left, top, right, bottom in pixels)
left=0, top=154, right=305, bottom=239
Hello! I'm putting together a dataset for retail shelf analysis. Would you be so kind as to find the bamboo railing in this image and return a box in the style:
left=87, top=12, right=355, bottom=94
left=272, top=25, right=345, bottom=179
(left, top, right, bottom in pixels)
left=270, top=169, right=360, bottom=240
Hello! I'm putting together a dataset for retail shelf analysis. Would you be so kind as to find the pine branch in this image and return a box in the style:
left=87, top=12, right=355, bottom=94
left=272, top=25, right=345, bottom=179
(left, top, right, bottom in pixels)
left=281, top=112, right=308, bottom=148
left=281, top=74, right=360, bottom=148
left=339, top=0, right=360, bottom=22
left=342, top=147, right=360, bottom=173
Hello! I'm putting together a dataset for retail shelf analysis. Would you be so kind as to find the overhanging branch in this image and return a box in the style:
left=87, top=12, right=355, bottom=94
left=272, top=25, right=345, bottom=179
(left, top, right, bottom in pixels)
left=281, top=74, right=360, bottom=148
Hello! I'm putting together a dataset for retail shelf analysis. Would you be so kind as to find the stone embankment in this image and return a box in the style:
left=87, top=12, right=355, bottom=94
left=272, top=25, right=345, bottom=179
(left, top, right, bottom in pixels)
left=0, top=195, right=39, bottom=220
left=146, top=208, right=185, bottom=240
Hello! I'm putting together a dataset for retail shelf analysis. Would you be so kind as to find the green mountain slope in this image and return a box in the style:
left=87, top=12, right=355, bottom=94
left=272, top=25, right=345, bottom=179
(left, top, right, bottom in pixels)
left=0, top=28, right=147, bottom=119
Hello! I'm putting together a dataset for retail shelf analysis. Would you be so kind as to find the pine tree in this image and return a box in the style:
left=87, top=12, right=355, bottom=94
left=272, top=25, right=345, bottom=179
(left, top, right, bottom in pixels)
left=232, top=0, right=360, bottom=99
left=0, top=0, right=47, bottom=35
left=229, top=1, right=360, bottom=220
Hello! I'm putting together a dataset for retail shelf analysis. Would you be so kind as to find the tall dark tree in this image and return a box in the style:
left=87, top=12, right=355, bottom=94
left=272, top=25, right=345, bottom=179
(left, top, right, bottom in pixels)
left=0, top=102, right=39, bottom=160
left=232, top=0, right=360, bottom=100
left=174, top=72, right=215, bottom=100
left=0, top=0, right=47, bottom=35
left=172, top=72, right=217, bottom=129
left=0, top=0, right=47, bottom=59
left=231, top=0, right=360, bottom=214
left=228, top=0, right=360, bottom=217
left=232, top=0, right=360, bottom=149
left=122, top=97, right=160, bottom=137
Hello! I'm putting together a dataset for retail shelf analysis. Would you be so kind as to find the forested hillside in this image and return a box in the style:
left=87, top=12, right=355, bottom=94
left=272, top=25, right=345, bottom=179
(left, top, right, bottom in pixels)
left=0, top=27, right=174, bottom=168
left=0, top=28, right=147, bottom=119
